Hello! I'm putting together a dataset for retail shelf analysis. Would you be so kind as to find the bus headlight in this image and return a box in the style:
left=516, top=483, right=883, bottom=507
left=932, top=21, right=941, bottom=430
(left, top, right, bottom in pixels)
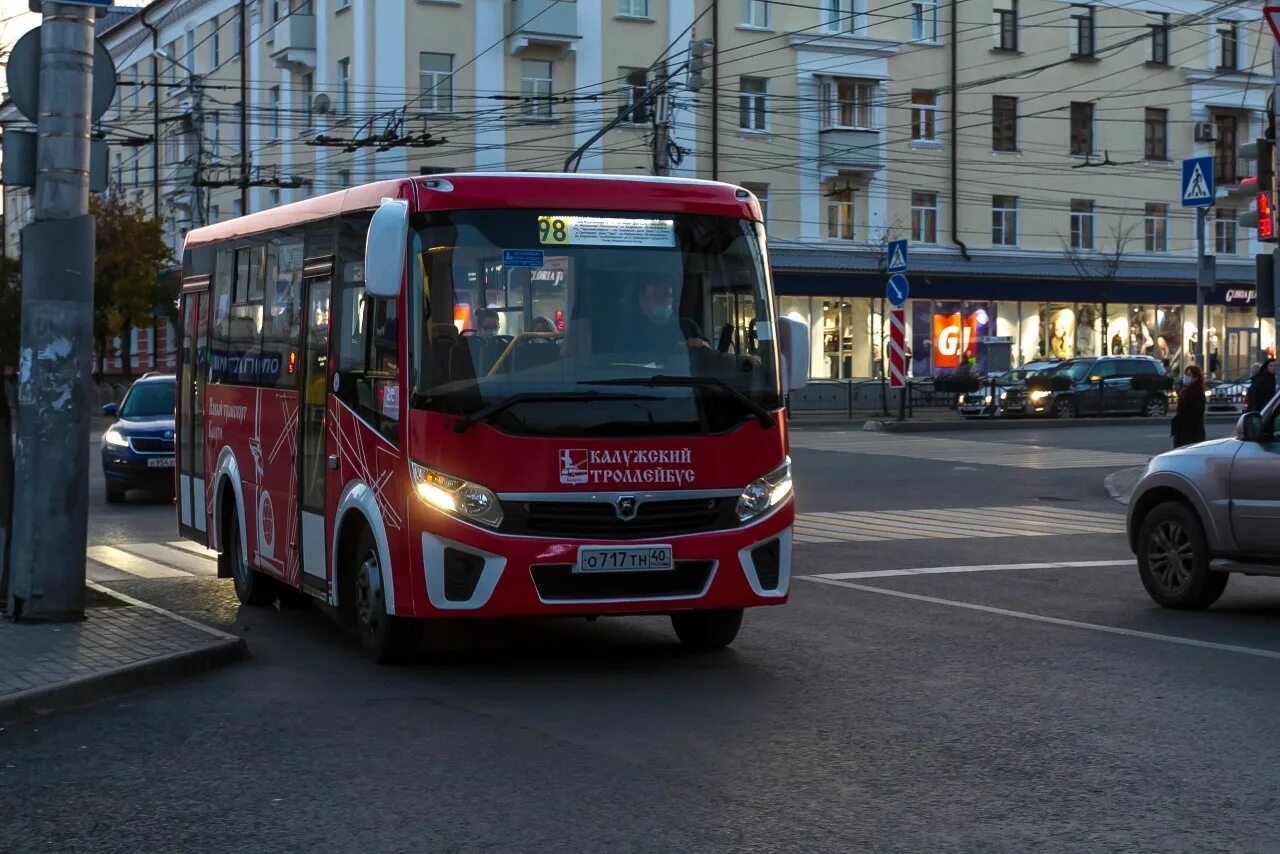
left=737, top=457, right=792, bottom=523
left=103, top=428, right=129, bottom=447
left=409, top=461, right=503, bottom=528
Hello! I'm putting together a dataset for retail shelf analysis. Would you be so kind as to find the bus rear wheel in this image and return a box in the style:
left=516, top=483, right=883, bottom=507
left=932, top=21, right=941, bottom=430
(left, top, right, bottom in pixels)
left=671, top=608, right=743, bottom=652
left=351, top=526, right=421, bottom=664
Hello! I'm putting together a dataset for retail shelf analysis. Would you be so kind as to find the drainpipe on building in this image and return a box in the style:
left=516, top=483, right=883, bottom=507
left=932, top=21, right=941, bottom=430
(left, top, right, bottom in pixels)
left=949, top=0, right=970, bottom=261
left=141, top=7, right=161, bottom=221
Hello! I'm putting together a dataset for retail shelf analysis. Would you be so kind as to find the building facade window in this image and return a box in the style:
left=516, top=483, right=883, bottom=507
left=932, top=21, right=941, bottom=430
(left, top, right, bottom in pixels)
left=619, top=68, right=650, bottom=123
left=1069, top=102, right=1093, bottom=155
left=992, top=195, right=1018, bottom=246
left=210, top=205, right=220, bottom=224
left=911, top=0, right=938, bottom=42
left=1070, top=5, right=1095, bottom=58
left=233, top=199, right=243, bottom=218
left=269, top=188, right=281, bottom=208
left=1150, top=13, right=1169, bottom=64
left=211, top=15, right=220, bottom=67
left=995, top=0, right=1017, bottom=50
left=1214, top=114, right=1240, bottom=184
left=300, top=73, right=314, bottom=128
left=1218, top=21, right=1239, bottom=71
left=822, top=0, right=859, bottom=33
left=739, top=77, right=768, bottom=131
left=1216, top=209, right=1238, bottom=254
left=992, top=95, right=1017, bottom=152
left=911, top=90, right=937, bottom=141
left=743, top=182, right=769, bottom=228
left=337, top=58, right=350, bottom=114
left=741, top=0, right=769, bottom=28
left=1145, top=203, right=1168, bottom=252
left=184, top=28, right=196, bottom=69
left=208, top=111, right=220, bottom=156
left=618, top=0, right=650, bottom=16
left=419, top=52, right=454, bottom=113
left=521, top=60, right=553, bottom=118
left=911, top=191, right=938, bottom=244
left=269, top=85, right=280, bottom=139
left=1144, top=108, right=1167, bottom=161
left=336, top=170, right=351, bottom=191
left=1070, top=199, right=1095, bottom=250
left=827, top=189, right=854, bottom=241
left=820, top=79, right=875, bottom=129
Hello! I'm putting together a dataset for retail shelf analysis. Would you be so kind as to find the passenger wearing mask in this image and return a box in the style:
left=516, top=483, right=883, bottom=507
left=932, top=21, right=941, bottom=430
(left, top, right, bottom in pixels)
left=1247, top=358, right=1277, bottom=413
left=1171, top=364, right=1206, bottom=448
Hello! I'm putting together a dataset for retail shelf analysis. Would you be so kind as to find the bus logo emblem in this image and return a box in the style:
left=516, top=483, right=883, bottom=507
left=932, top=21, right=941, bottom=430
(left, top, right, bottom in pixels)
left=559, top=449, right=588, bottom=485
left=615, top=496, right=638, bottom=521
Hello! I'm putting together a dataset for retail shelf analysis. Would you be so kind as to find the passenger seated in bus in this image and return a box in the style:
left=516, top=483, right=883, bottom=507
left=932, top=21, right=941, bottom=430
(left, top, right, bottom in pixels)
left=530, top=315, right=556, bottom=334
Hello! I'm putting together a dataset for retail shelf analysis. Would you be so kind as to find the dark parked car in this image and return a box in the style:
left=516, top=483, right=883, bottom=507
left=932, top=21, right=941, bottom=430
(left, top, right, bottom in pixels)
left=1002, top=355, right=1171, bottom=418
left=1205, top=375, right=1251, bottom=414
left=100, top=373, right=176, bottom=503
left=958, top=360, right=1061, bottom=417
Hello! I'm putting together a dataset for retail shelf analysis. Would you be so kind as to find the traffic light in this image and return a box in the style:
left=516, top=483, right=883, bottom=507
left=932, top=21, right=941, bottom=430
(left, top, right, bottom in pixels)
left=687, top=38, right=713, bottom=93
left=1236, top=138, right=1277, bottom=243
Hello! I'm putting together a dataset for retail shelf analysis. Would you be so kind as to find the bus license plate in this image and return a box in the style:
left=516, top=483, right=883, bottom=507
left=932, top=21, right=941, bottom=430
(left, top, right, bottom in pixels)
left=147, top=457, right=175, bottom=468
left=577, top=545, right=673, bottom=573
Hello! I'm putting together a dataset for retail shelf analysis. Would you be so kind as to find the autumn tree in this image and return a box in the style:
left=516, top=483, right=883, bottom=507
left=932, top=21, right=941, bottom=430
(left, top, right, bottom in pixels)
left=91, top=193, right=172, bottom=377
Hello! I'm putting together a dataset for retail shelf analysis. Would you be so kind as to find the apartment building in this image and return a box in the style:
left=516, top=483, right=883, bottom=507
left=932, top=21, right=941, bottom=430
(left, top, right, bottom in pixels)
left=2, top=0, right=1271, bottom=379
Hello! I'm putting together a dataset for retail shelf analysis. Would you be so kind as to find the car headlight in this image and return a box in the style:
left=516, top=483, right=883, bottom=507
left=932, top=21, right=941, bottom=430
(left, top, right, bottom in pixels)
left=409, top=461, right=503, bottom=528
left=983, top=394, right=993, bottom=404
left=1204, top=389, right=1213, bottom=399
left=1029, top=390, right=1053, bottom=402
left=737, top=457, right=793, bottom=523
left=999, top=390, right=1008, bottom=400
left=103, top=428, right=129, bottom=447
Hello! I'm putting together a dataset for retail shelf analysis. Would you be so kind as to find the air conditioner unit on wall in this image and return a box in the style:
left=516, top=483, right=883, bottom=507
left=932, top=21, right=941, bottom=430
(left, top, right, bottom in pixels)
left=1194, top=122, right=1217, bottom=142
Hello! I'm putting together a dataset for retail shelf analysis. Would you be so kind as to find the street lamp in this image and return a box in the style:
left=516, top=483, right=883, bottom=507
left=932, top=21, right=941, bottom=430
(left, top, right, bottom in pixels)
left=152, top=48, right=197, bottom=81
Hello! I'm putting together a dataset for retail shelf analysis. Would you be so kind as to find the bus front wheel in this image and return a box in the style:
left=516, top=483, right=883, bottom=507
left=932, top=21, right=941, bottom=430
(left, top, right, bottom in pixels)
left=221, top=501, right=278, bottom=607
left=351, top=526, right=421, bottom=664
left=671, top=608, right=743, bottom=652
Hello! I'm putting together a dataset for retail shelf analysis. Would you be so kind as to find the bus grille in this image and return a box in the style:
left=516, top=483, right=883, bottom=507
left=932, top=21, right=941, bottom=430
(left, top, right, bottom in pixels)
left=530, top=561, right=715, bottom=601
left=129, top=437, right=175, bottom=453
left=506, top=498, right=736, bottom=540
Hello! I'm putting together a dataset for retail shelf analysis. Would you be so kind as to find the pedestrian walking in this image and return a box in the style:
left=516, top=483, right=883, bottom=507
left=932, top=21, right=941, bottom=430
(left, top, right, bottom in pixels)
left=1171, top=364, right=1206, bottom=448
left=1246, top=358, right=1277, bottom=413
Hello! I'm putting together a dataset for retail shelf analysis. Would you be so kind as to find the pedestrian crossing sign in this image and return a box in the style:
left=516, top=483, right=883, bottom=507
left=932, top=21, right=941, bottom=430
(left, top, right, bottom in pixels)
left=1181, top=156, right=1215, bottom=207
left=886, top=239, right=908, bottom=273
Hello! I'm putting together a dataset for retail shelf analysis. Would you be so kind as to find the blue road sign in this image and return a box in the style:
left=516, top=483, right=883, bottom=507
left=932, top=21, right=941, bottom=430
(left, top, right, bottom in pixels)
left=886, top=239, right=908, bottom=273
left=886, top=273, right=909, bottom=308
left=1181, top=156, right=1215, bottom=207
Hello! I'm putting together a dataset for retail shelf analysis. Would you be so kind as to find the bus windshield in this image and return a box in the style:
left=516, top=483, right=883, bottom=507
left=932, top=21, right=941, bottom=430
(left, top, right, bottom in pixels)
left=411, top=209, right=780, bottom=436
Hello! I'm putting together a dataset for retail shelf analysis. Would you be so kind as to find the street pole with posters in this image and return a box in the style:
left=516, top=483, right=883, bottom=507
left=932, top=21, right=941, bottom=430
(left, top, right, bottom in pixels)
left=6, top=1, right=99, bottom=621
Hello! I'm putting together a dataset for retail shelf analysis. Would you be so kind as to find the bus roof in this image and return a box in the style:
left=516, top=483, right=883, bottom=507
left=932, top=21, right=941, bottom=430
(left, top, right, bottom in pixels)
left=184, top=173, right=760, bottom=250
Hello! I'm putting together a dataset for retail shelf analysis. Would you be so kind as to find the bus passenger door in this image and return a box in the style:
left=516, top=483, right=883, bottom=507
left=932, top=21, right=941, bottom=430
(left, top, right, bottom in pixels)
left=177, top=286, right=210, bottom=543
left=297, top=274, right=332, bottom=597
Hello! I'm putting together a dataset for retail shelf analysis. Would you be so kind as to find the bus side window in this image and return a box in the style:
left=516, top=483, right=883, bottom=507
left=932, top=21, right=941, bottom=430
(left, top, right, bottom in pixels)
left=210, top=248, right=233, bottom=383
left=229, top=245, right=265, bottom=385
left=263, top=230, right=304, bottom=389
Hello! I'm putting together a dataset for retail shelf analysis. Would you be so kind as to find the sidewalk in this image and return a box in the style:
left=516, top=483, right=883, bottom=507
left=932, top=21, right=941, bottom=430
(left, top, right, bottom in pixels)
left=787, top=410, right=1242, bottom=432
left=0, top=581, right=246, bottom=725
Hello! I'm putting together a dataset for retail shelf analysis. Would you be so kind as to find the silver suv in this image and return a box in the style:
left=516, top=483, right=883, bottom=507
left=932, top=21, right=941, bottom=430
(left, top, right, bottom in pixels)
left=1127, top=392, right=1280, bottom=609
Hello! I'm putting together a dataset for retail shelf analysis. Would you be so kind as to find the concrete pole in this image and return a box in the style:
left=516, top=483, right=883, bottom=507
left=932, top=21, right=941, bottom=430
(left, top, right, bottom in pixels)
left=7, top=2, right=97, bottom=621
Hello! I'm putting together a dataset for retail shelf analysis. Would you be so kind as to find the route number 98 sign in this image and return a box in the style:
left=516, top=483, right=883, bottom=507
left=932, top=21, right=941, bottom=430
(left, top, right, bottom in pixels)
left=537, top=215, right=676, bottom=248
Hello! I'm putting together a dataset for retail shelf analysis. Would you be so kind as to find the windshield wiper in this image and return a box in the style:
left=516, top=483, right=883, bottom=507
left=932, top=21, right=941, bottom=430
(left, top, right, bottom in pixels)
left=580, top=375, right=775, bottom=428
left=452, top=391, right=662, bottom=434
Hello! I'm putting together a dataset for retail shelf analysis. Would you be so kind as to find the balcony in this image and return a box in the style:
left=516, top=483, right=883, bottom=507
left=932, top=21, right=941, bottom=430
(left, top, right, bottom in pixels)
left=818, top=128, right=885, bottom=173
left=271, top=14, right=316, bottom=71
left=509, top=0, right=581, bottom=56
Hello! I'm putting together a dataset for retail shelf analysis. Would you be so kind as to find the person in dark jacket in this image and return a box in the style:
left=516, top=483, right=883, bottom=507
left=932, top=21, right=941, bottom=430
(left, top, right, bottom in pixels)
left=1247, top=358, right=1277, bottom=413
left=1172, top=364, right=1206, bottom=448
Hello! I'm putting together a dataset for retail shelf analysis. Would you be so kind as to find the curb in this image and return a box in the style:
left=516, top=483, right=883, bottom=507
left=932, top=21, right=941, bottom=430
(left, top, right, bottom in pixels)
left=791, top=415, right=1240, bottom=433
left=0, top=582, right=248, bottom=726
left=1104, top=466, right=1146, bottom=506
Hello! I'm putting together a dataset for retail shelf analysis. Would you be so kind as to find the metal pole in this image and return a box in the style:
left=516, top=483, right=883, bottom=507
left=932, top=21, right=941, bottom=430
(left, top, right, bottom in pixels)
left=710, top=0, right=719, bottom=181
left=1196, top=206, right=1206, bottom=370
left=8, top=1, right=97, bottom=621
left=239, top=0, right=249, bottom=214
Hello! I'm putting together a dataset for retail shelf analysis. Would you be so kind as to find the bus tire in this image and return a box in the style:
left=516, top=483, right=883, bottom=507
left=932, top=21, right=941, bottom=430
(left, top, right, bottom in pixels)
left=220, top=497, right=277, bottom=606
left=671, top=608, right=743, bottom=652
left=351, top=525, right=421, bottom=664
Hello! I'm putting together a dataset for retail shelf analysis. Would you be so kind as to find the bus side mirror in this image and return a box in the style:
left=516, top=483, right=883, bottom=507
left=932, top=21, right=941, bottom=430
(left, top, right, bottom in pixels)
left=364, top=198, right=409, bottom=299
left=777, top=316, right=809, bottom=393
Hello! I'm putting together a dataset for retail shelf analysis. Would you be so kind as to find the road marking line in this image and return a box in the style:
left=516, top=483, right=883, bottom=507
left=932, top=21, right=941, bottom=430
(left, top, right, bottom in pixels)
left=86, top=546, right=190, bottom=579
left=118, top=542, right=218, bottom=576
left=798, top=576, right=1280, bottom=661
left=167, top=539, right=216, bottom=557
left=813, top=559, right=1132, bottom=580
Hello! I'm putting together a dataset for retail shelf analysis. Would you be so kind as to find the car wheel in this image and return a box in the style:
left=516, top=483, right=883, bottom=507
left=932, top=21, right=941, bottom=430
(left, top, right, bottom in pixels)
left=1144, top=396, right=1169, bottom=417
left=351, top=526, right=421, bottom=664
left=1051, top=398, right=1076, bottom=419
left=1136, top=501, right=1227, bottom=610
left=220, top=505, right=277, bottom=606
left=105, top=485, right=125, bottom=504
left=671, top=608, right=743, bottom=651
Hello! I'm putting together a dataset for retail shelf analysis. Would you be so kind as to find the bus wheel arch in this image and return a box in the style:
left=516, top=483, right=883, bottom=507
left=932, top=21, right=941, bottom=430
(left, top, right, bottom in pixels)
left=211, top=450, right=248, bottom=577
left=331, top=483, right=397, bottom=618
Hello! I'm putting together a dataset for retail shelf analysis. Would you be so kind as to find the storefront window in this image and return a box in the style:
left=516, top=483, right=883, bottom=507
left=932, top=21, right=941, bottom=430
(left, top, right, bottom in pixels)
left=1041, top=304, right=1075, bottom=360
left=1076, top=303, right=1102, bottom=357
left=911, top=300, right=931, bottom=376
left=1019, top=302, right=1041, bottom=364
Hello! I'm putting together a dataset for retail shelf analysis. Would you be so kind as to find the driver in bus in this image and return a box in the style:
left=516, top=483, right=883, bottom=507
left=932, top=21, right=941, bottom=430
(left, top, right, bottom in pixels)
left=624, top=282, right=709, bottom=363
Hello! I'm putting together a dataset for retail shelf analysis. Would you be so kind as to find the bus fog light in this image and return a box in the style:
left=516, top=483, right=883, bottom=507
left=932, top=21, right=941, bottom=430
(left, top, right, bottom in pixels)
left=737, top=458, right=792, bottom=523
left=410, top=461, right=503, bottom=528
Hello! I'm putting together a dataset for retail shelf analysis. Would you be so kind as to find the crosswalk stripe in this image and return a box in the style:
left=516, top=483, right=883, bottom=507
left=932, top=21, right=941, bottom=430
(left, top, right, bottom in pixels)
left=790, top=433, right=1150, bottom=470
left=794, top=504, right=1125, bottom=545
left=166, top=539, right=216, bottom=557
left=118, top=542, right=218, bottom=576
left=87, top=545, right=191, bottom=579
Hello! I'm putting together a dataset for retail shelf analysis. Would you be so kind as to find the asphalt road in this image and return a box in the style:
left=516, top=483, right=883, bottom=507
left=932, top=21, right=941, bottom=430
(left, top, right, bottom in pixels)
left=4, top=420, right=1277, bottom=853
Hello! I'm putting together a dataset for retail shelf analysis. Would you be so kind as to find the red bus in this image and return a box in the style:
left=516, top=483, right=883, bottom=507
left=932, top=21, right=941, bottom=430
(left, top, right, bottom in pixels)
left=175, top=173, right=809, bottom=662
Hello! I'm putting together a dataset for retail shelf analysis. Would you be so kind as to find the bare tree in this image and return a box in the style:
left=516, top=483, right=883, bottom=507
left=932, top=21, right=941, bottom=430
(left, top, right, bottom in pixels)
left=1061, top=217, right=1136, bottom=358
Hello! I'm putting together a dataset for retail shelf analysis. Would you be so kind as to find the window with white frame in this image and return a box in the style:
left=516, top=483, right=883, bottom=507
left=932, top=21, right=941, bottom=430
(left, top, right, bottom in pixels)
left=739, top=77, right=768, bottom=131
left=743, top=183, right=769, bottom=228
left=1216, top=208, right=1238, bottom=254
left=337, top=58, right=350, bottom=115
left=822, top=0, right=859, bottom=33
left=618, top=68, right=651, bottom=124
left=522, top=60, right=553, bottom=118
left=827, top=188, right=855, bottom=241
left=911, top=191, right=938, bottom=243
left=912, top=0, right=938, bottom=42
left=618, top=0, right=650, bottom=16
left=1070, top=199, right=1094, bottom=250
left=1144, top=202, right=1168, bottom=252
left=741, top=0, right=769, bottom=28
left=211, top=16, right=220, bottom=67
left=184, top=29, right=196, bottom=69
left=820, top=78, right=876, bottom=130
left=1217, top=20, right=1239, bottom=71
left=992, top=195, right=1017, bottom=246
left=911, top=90, right=937, bottom=141
left=269, top=85, right=281, bottom=139
left=419, top=52, right=454, bottom=113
